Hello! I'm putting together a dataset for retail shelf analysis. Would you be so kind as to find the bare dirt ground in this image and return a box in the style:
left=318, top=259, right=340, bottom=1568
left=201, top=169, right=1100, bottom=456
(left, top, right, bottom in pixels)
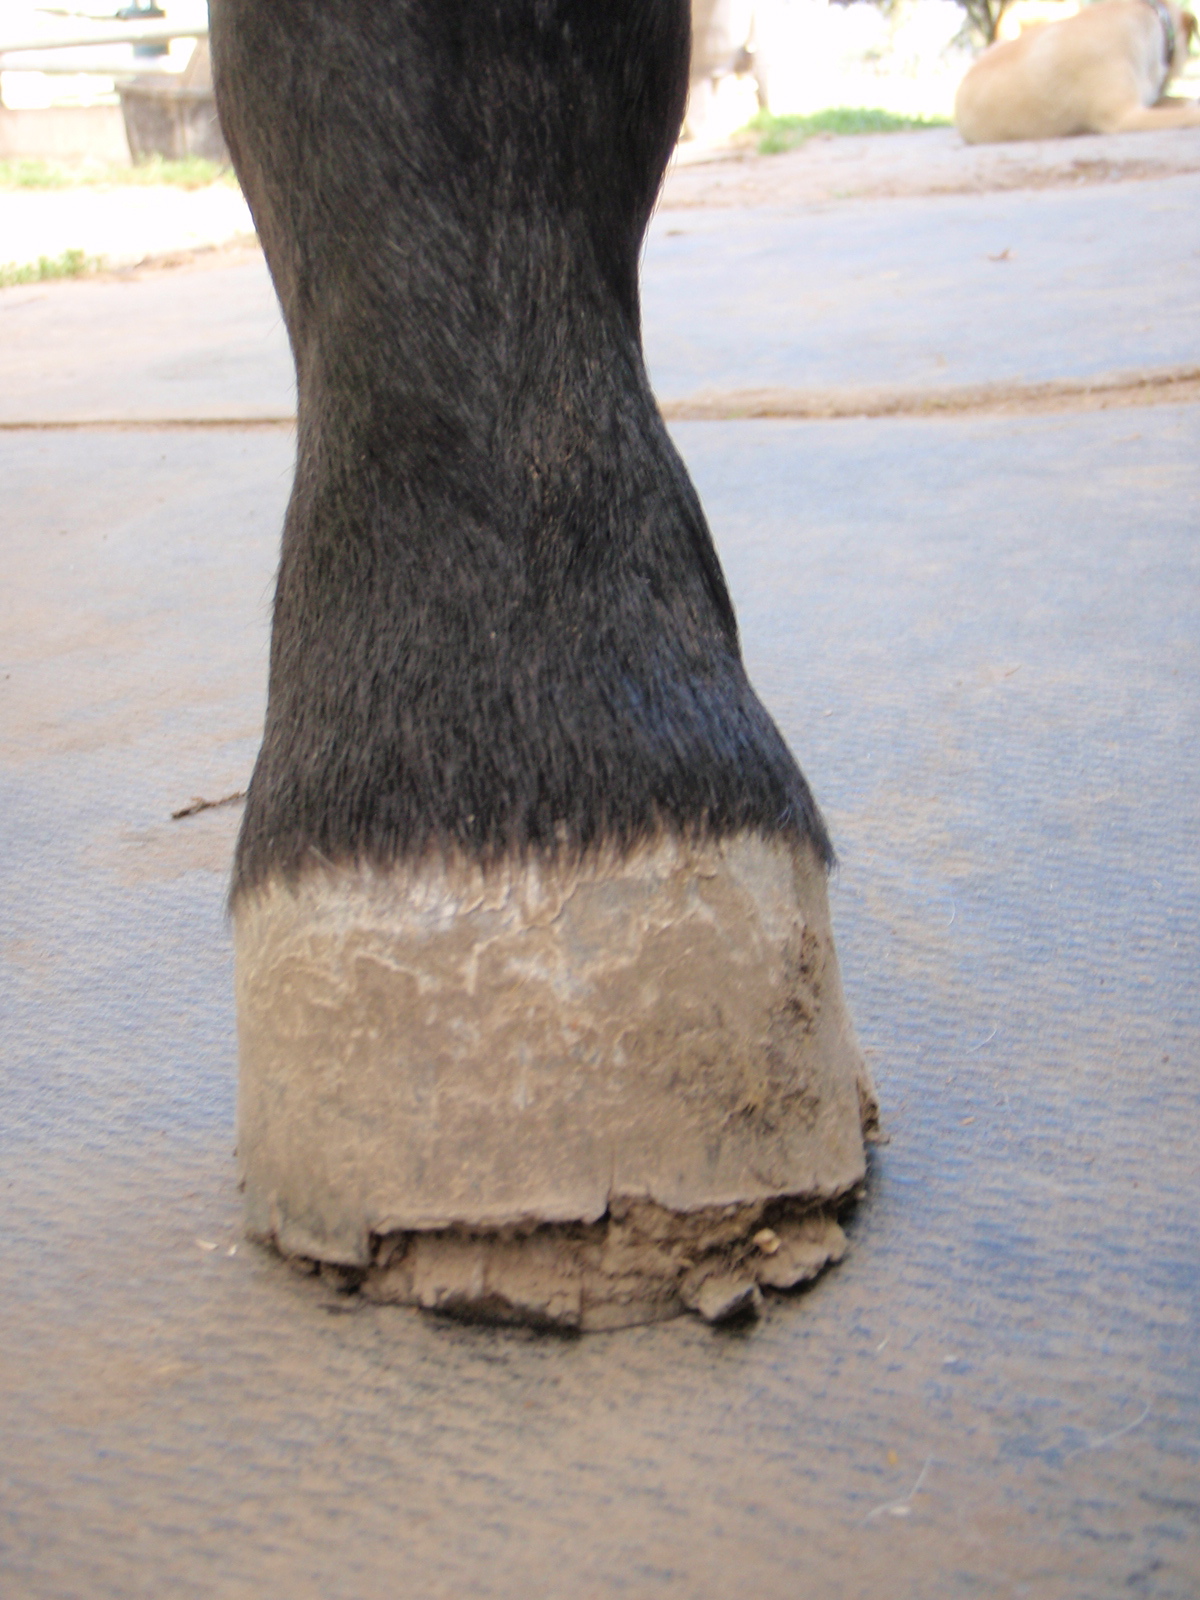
left=662, top=123, right=1200, bottom=207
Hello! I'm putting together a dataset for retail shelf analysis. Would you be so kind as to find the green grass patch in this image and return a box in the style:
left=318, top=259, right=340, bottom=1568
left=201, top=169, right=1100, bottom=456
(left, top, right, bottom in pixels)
left=0, top=247, right=105, bottom=288
left=745, top=107, right=950, bottom=155
left=0, top=155, right=236, bottom=191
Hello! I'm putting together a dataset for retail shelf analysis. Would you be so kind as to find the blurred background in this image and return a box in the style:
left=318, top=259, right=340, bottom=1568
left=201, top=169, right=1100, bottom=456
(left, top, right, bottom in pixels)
left=4, top=0, right=1198, bottom=281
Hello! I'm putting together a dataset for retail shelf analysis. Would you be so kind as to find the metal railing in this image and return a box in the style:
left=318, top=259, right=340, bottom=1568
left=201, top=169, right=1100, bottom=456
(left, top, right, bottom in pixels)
left=0, top=21, right=206, bottom=77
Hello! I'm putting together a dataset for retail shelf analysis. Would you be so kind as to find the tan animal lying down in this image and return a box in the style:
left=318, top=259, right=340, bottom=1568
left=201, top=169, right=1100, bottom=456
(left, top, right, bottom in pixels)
left=955, top=0, right=1200, bottom=142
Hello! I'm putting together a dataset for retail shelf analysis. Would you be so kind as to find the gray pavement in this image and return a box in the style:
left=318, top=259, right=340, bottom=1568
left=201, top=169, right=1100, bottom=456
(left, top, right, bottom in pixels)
left=4, top=411, right=1198, bottom=1598
left=3, top=157, right=1200, bottom=1598
left=644, top=172, right=1200, bottom=398
left=3, top=170, right=1198, bottom=424
left=0, top=246, right=290, bottom=425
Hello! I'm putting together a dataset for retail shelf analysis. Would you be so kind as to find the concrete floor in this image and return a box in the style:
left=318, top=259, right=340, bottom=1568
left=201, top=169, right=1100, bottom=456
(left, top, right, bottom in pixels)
left=3, top=171, right=1199, bottom=425
left=2, top=162, right=1199, bottom=1598
left=644, top=174, right=1200, bottom=397
left=0, top=182, right=255, bottom=276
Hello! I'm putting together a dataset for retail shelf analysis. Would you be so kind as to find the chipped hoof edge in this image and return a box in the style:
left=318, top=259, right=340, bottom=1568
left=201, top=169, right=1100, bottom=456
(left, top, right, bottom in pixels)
left=235, top=833, right=880, bottom=1329
left=271, top=1196, right=855, bottom=1331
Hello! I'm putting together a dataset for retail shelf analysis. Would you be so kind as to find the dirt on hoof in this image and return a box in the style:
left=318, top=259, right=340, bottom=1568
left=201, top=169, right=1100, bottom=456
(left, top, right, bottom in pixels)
left=284, top=1197, right=853, bottom=1331
left=234, top=835, right=878, bottom=1277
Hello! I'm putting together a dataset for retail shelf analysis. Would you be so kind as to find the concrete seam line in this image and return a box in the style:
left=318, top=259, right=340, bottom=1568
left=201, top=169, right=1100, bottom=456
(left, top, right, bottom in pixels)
left=657, top=367, right=1200, bottom=421
left=2, top=367, right=1198, bottom=431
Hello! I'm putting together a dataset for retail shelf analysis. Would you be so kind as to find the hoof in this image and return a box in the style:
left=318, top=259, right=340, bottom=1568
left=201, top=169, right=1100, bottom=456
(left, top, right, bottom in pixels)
left=233, top=832, right=878, bottom=1326
left=330, top=1201, right=848, bottom=1330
